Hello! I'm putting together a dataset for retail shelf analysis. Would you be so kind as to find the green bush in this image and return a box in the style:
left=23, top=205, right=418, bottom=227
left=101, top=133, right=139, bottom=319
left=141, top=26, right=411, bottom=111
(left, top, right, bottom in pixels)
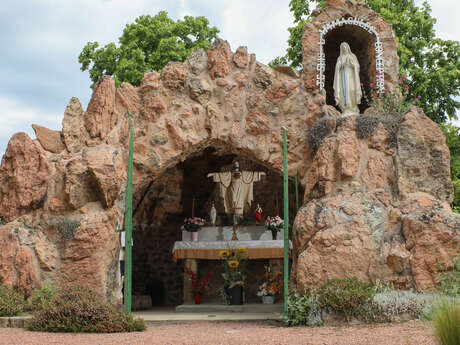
left=436, top=251, right=460, bottom=297
left=284, top=290, right=322, bottom=326
left=356, top=291, right=438, bottom=323
left=27, top=285, right=146, bottom=333
left=319, top=278, right=374, bottom=314
left=0, top=284, right=26, bottom=317
left=433, top=298, right=460, bottom=345
left=29, top=283, right=57, bottom=312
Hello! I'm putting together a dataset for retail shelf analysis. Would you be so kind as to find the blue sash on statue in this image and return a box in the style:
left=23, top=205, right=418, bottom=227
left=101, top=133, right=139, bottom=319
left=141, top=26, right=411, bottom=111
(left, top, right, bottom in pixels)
left=341, top=65, right=352, bottom=106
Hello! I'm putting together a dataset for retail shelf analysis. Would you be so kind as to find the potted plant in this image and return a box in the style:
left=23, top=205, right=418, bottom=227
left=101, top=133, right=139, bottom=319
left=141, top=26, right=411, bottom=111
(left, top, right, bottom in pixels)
left=219, top=248, right=247, bottom=305
left=256, top=266, right=282, bottom=304
left=185, top=268, right=214, bottom=304
left=264, top=216, right=284, bottom=240
left=181, top=217, right=205, bottom=241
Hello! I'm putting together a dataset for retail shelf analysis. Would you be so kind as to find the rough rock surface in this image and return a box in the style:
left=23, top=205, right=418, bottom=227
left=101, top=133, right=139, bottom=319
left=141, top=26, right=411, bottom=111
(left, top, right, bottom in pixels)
left=85, top=76, right=116, bottom=144
left=294, top=111, right=458, bottom=291
left=32, top=124, right=65, bottom=153
left=62, top=97, right=85, bottom=153
left=0, top=1, right=457, bottom=301
left=0, top=133, right=52, bottom=222
left=397, top=107, right=453, bottom=202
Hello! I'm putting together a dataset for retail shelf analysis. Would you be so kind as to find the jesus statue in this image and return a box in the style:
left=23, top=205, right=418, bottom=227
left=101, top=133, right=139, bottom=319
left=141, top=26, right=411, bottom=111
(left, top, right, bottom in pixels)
left=333, top=42, right=362, bottom=116
left=207, top=161, right=265, bottom=217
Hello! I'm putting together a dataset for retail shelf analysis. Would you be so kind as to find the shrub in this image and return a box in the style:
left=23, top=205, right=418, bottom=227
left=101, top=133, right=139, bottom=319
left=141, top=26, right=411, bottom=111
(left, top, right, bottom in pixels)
left=27, top=285, right=146, bottom=333
left=319, top=278, right=374, bottom=316
left=356, top=291, right=438, bottom=323
left=356, top=115, right=380, bottom=139
left=433, top=298, right=460, bottom=345
left=284, top=290, right=322, bottom=326
left=55, top=219, right=81, bottom=241
left=306, top=117, right=334, bottom=154
left=29, top=283, right=57, bottom=312
left=0, top=284, right=26, bottom=317
left=436, top=250, right=460, bottom=297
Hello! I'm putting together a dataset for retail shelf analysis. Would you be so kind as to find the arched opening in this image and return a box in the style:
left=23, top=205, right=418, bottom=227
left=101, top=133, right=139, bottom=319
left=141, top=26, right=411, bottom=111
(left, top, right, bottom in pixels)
left=131, top=145, right=302, bottom=308
left=324, top=24, right=376, bottom=113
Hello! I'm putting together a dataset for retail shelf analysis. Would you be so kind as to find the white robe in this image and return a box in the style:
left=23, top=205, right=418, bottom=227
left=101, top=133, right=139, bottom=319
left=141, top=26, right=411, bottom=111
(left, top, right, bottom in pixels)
left=207, top=171, right=265, bottom=215
left=333, top=42, right=362, bottom=116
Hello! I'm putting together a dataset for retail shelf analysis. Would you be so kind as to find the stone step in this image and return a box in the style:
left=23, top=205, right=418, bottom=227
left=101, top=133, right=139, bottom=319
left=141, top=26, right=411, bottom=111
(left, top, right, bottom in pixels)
left=0, top=315, right=31, bottom=328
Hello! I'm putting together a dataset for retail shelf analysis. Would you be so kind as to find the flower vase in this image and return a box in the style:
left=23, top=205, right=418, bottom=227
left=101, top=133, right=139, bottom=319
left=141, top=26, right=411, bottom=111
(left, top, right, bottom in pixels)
left=262, top=295, right=275, bottom=304
left=193, top=293, right=202, bottom=304
left=229, top=285, right=243, bottom=305
left=191, top=231, right=199, bottom=241
left=271, top=229, right=277, bottom=240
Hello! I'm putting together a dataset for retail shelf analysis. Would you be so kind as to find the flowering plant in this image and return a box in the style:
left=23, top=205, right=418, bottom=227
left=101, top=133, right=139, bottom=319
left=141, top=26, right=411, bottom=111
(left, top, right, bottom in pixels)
left=257, top=266, right=283, bottom=297
left=220, top=247, right=247, bottom=289
left=181, top=217, right=205, bottom=232
left=361, top=75, right=421, bottom=116
left=264, top=216, right=284, bottom=232
left=185, top=268, right=214, bottom=295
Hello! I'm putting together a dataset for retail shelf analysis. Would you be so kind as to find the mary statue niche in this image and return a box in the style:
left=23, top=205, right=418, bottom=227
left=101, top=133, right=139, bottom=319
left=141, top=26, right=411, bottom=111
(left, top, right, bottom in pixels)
left=333, top=42, right=362, bottom=116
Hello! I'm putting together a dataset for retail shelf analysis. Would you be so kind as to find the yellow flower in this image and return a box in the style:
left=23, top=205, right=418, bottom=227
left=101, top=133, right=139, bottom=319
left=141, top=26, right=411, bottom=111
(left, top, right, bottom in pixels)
left=219, top=250, right=230, bottom=258
left=237, top=247, right=247, bottom=253
left=228, top=260, right=239, bottom=269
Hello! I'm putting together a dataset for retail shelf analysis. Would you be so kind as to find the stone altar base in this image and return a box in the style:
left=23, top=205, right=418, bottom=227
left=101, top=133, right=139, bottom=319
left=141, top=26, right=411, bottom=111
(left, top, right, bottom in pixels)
left=175, top=303, right=283, bottom=314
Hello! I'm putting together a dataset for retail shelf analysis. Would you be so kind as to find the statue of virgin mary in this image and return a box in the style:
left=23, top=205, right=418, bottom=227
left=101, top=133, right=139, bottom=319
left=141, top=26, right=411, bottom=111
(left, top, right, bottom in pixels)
left=333, top=42, right=362, bottom=116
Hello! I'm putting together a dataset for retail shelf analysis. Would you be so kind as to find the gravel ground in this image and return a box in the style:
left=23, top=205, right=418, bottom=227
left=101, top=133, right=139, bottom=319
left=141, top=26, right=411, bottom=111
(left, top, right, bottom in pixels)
left=0, top=321, right=434, bottom=345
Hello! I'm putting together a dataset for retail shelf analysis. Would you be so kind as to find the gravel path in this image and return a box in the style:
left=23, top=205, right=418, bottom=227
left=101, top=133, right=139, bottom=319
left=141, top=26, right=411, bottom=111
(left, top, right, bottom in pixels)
left=0, top=321, right=434, bottom=345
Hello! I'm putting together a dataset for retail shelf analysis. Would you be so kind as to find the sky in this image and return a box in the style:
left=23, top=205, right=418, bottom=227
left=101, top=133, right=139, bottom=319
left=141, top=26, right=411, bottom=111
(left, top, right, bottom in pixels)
left=0, top=0, right=459, bottom=154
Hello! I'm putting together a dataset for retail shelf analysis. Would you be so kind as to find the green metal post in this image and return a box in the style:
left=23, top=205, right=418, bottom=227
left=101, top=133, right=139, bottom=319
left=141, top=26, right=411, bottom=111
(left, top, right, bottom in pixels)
left=124, top=111, right=134, bottom=313
left=295, top=174, right=299, bottom=211
left=282, top=127, right=289, bottom=318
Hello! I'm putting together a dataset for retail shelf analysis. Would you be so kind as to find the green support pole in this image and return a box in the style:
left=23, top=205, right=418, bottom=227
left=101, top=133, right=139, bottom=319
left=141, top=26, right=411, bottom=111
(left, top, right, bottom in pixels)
left=295, top=174, right=299, bottom=211
left=124, top=111, right=134, bottom=313
left=282, top=127, right=289, bottom=318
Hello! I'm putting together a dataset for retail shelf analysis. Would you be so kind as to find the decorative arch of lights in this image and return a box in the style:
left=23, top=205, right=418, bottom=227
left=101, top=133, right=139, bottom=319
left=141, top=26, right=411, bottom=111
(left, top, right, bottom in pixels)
left=316, top=17, right=385, bottom=94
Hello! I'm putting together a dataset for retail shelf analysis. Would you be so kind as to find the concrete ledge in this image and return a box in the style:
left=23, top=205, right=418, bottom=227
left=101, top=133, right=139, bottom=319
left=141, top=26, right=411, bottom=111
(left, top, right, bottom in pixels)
left=0, top=315, right=31, bottom=328
left=176, top=303, right=283, bottom=313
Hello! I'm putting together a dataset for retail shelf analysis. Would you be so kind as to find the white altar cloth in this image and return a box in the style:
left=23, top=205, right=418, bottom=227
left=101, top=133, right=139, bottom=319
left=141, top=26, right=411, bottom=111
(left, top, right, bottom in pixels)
left=172, top=240, right=292, bottom=261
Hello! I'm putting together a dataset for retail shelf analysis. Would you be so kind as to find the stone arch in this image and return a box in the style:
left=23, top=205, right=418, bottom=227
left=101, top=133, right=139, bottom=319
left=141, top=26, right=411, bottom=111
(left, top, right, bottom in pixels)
left=130, top=141, right=303, bottom=306
left=301, top=0, right=399, bottom=95
left=321, top=20, right=381, bottom=112
left=317, top=18, right=384, bottom=97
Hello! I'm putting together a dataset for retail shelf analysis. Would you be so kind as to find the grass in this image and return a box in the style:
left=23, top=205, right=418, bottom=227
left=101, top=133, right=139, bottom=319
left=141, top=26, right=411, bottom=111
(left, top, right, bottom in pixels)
left=432, top=298, right=460, bottom=345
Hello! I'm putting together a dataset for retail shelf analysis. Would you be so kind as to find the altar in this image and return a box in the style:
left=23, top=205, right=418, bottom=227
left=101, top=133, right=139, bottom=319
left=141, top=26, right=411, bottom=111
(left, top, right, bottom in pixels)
left=172, top=226, right=292, bottom=303
left=173, top=225, right=291, bottom=261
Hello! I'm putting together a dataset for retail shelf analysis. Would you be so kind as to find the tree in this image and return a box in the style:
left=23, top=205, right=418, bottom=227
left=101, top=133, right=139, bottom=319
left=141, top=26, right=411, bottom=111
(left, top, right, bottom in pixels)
left=79, top=11, right=219, bottom=87
left=442, top=124, right=460, bottom=212
left=271, top=0, right=460, bottom=124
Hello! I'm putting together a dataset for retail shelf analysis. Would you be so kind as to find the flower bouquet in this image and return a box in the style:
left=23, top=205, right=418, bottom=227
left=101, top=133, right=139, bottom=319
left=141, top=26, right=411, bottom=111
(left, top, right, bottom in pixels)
left=181, top=217, right=205, bottom=232
left=256, top=266, right=282, bottom=303
left=185, top=268, right=214, bottom=304
left=219, top=247, right=248, bottom=305
left=264, top=216, right=284, bottom=240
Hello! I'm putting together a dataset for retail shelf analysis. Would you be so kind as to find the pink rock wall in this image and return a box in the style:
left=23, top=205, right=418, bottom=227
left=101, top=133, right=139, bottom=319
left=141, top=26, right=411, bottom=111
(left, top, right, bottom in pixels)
left=0, top=0, right=457, bottom=300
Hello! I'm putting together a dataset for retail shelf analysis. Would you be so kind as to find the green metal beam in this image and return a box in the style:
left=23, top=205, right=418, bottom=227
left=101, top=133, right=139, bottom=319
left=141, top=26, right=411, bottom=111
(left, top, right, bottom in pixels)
left=295, top=174, right=299, bottom=211
left=282, top=127, right=289, bottom=318
left=124, top=111, right=134, bottom=313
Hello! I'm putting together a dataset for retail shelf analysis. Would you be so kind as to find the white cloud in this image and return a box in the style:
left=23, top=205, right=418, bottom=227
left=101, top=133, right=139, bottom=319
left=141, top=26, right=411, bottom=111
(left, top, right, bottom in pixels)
left=218, top=0, right=293, bottom=64
left=427, top=0, right=460, bottom=42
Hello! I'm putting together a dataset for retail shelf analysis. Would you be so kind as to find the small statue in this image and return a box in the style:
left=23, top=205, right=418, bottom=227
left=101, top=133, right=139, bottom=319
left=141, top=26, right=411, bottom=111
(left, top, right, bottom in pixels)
left=207, top=161, right=266, bottom=217
left=210, top=202, right=217, bottom=225
left=255, top=203, right=263, bottom=224
left=333, top=42, right=362, bottom=116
